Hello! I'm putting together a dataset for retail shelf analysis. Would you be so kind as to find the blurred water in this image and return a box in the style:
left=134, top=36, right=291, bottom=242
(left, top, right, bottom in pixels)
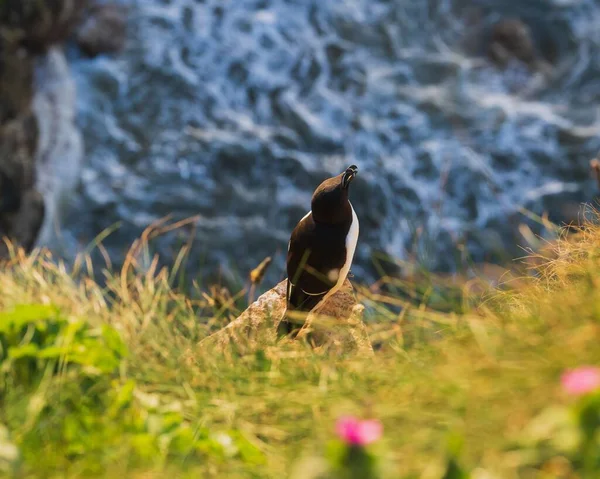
left=61, top=0, right=600, bottom=286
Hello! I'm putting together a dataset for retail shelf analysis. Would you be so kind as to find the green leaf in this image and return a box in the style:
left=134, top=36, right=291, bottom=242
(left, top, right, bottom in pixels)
left=160, top=412, right=183, bottom=435
left=442, top=433, right=470, bottom=479
left=112, top=379, right=136, bottom=413
left=325, top=439, right=348, bottom=467
left=130, top=433, right=160, bottom=460
left=7, top=343, right=39, bottom=359
left=0, top=304, right=58, bottom=332
left=36, top=346, right=70, bottom=359
left=577, top=392, right=600, bottom=438
left=254, top=349, right=271, bottom=372
left=101, top=324, right=128, bottom=359
left=169, top=427, right=196, bottom=455
left=441, top=458, right=470, bottom=479
left=230, top=431, right=266, bottom=465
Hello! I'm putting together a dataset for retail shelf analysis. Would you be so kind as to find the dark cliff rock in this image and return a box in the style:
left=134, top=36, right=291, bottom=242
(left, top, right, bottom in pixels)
left=0, top=0, right=126, bottom=259
left=0, top=0, right=88, bottom=54
left=0, top=35, right=44, bottom=256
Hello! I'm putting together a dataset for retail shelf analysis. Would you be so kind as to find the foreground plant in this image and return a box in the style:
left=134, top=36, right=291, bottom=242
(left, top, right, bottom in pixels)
left=0, top=303, right=263, bottom=475
left=564, top=366, right=600, bottom=476
left=2, top=216, right=600, bottom=477
left=325, top=416, right=383, bottom=479
left=509, top=366, right=600, bottom=477
left=335, top=416, right=383, bottom=447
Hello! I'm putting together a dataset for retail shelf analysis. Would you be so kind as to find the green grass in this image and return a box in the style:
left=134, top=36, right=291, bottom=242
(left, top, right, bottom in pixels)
left=0, top=220, right=599, bottom=478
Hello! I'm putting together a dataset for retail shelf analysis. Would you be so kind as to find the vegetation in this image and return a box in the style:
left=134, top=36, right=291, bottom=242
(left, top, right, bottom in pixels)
left=0, top=218, right=600, bottom=478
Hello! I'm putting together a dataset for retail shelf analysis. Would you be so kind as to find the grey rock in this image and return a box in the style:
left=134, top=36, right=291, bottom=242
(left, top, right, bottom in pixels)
left=76, top=3, right=127, bottom=57
left=489, top=18, right=537, bottom=67
left=198, top=278, right=373, bottom=356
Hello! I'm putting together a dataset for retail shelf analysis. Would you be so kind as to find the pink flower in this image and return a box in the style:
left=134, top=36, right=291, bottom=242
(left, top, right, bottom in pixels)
left=335, top=416, right=383, bottom=446
left=561, top=366, right=600, bottom=396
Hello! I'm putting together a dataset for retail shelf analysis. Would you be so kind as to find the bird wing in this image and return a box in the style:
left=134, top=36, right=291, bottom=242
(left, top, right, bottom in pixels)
left=286, top=213, right=341, bottom=312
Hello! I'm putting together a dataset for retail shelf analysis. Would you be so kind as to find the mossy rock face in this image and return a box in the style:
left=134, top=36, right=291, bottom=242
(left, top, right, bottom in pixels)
left=0, top=112, right=43, bottom=257
left=0, top=2, right=46, bottom=257
left=0, top=0, right=89, bottom=54
left=0, top=38, right=34, bottom=125
left=0, top=1, right=123, bottom=258
left=0, top=33, right=42, bottom=257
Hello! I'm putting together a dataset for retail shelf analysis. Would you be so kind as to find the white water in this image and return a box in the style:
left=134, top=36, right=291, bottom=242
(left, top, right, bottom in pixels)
left=49, top=0, right=600, bottom=284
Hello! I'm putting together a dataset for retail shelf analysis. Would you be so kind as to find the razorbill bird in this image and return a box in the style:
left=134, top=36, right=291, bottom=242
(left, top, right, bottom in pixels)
left=278, top=165, right=359, bottom=336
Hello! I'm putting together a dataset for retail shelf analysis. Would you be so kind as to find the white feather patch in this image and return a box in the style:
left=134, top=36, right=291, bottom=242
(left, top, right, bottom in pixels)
left=315, top=202, right=359, bottom=309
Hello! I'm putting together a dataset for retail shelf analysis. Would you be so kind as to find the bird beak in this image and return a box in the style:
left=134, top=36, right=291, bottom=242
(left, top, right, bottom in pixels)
left=342, top=165, right=358, bottom=188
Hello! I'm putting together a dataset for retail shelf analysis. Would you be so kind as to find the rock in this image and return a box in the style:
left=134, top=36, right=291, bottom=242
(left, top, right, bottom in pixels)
left=0, top=1, right=128, bottom=258
left=0, top=189, right=45, bottom=257
left=0, top=115, right=44, bottom=257
left=0, top=1, right=127, bottom=257
left=0, top=36, right=44, bottom=257
left=0, top=115, right=38, bottom=200
left=198, top=278, right=373, bottom=356
left=0, top=0, right=88, bottom=54
left=76, top=3, right=127, bottom=57
left=0, top=42, right=34, bottom=124
left=0, top=1, right=88, bottom=258
left=488, top=18, right=537, bottom=69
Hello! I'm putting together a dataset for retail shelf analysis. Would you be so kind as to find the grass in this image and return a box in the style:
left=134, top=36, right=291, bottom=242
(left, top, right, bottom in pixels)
left=0, top=218, right=600, bottom=478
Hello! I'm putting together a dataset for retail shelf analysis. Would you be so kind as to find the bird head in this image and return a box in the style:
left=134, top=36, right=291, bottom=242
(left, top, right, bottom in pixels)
left=311, top=165, right=358, bottom=224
